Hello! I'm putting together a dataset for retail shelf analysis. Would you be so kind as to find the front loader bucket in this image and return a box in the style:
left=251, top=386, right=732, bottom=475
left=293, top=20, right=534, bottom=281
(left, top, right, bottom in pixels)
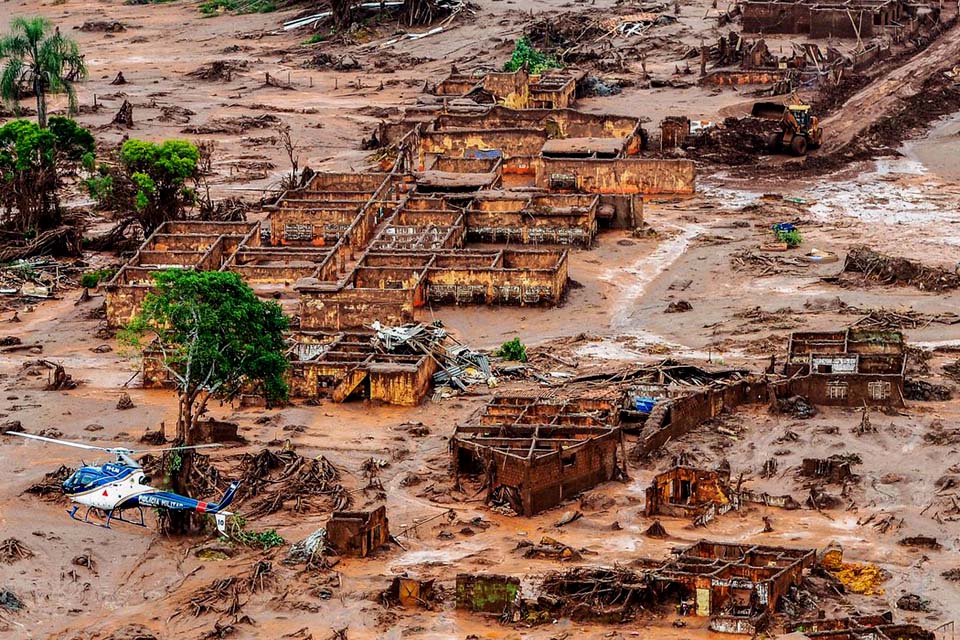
left=751, top=102, right=787, bottom=120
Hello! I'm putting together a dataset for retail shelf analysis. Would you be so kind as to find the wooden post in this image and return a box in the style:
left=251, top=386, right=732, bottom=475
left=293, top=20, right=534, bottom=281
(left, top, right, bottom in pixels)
left=700, top=39, right=707, bottom=76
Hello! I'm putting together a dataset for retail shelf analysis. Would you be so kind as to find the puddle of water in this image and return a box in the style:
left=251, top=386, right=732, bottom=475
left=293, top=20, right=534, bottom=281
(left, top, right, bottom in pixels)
left=804, top=155, right=960, bottom=228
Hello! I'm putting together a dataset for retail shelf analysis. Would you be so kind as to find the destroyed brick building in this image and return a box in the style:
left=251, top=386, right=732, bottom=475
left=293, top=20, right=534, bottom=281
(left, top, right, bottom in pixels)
left=104, top=221, right=260, bottom=327
left=651, top=542, right=816, bottom=633
left=742, top=0, right=934, bottom=39
left=286, top=321, right=490, bottom=405
left=451, top=396, right=625, bottom=515
left=784, top=329, right=906, bottom=406
left=325, top=506, right=390, bottom=557
left=785, top=612, right=936, bottom=639
left=644, top=465, right=733, bottom=518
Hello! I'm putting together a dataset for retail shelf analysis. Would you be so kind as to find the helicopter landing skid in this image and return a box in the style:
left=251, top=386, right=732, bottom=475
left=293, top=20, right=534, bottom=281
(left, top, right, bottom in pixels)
left=68, top=505, right=147, bottom=530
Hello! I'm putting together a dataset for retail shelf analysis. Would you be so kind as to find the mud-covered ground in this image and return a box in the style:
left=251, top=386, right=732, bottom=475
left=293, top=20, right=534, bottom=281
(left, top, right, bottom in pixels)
left=0, top=0, right=959, bottom=638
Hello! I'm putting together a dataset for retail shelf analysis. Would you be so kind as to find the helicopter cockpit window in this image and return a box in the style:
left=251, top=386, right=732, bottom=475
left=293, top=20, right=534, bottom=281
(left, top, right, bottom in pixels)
left=65, top=470, right=97, bottom=490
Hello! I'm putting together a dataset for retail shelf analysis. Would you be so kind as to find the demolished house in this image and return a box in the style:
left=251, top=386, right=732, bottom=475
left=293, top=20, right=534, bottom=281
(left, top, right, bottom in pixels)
left=742, top=0, right=935, bottom=39
left=287, top=321, right=489, bottom=405
left=325, top=506, right=390, bottom=557
left=651, top=542, right=816, bottom=633
left=432, top=66, right=583, bottom=110
left=644, top=464, right=801, bottom=525
left=644, top=466, right=733, bottom=518
left=784, top=612, right=936, bottom=639
left=105, top=87, right=697, bottom=336
left=783, top=329, right=906, bottom=407
left=104, top=221, right=260, bottom=327
left=451, top=395, right=625, bottom=515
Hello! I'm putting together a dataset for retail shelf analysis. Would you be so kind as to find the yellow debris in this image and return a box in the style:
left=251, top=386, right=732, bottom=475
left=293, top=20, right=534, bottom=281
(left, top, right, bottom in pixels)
left=831, top=562, right=889, bottom=595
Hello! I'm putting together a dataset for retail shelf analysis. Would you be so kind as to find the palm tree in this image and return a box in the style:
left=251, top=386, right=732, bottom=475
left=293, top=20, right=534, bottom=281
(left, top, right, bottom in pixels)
left=0, top=17, right=86, bottom=128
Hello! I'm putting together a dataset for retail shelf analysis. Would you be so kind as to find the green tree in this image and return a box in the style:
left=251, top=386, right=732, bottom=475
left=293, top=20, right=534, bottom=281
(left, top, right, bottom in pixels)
left=118, top=139, right=200, bottom=234
left=122, top=270, right=289, bottom=533
left=0, top=17, right=87, bottom=128
left=0, top=116, right=94, bottom=237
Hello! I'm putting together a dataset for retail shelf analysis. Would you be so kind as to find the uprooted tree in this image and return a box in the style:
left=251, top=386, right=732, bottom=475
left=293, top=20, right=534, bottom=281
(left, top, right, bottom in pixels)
left=0, top=117, right=95, bottom=258
left=0, top=17, right=87, bottom=128
left=122, top=269, right=289, bottom=533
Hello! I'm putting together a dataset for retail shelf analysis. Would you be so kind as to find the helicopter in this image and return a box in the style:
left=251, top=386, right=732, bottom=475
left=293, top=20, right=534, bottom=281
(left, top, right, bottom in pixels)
left=4, top=431, right=240, bottom=535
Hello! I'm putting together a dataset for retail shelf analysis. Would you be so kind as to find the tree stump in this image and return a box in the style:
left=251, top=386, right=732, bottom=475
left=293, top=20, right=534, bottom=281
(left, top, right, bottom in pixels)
left=112, top=100, right=134, bottom=128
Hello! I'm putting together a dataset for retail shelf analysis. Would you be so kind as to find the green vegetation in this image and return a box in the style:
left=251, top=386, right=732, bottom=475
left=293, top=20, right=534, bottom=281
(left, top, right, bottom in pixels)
left=0, top=117, right=94, bottom=234
left=227, top=516, right=285, bottom=549
left=774, top=228, right=802, bottom=247
left=496, top=337, right=528, bottom=362
left=199, top=0, right=277, bottom=15
left=118, top=139, right=200, bottom=233
left=0, top=17, right=86, bottom=128
left=503, top=37, right=560, bottom=75
left=303, top=32, right=327, bottom=45
left=123, top=269, right=288, bottom=533
left=80, top=269, right=116, bottom=289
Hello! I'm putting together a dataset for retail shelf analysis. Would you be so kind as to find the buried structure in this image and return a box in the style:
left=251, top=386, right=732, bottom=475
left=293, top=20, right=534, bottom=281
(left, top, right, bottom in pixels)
left=451, top=395, right=626, bottom=515
left=105, top=99, right=697, bottom=332
left=784, top=328, right=906, bottom=407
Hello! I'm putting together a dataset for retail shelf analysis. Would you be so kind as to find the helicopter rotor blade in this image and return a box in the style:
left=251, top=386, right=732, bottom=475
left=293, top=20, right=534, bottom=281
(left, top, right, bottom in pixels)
left=3, top=431, right=113, bottom=452
left=130, top=444, right=224, bottom=454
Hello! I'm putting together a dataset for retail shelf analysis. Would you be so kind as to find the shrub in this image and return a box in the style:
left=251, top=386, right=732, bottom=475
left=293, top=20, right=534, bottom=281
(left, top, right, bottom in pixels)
left=504, top=37, right=560, bottom=75
left=80, top=268, right=116, bottom=289
left=227, top=516, right=285, bottom=549
left=497, top=337, right=528, bottom=362
left=774, top=228, right=802, bottom=247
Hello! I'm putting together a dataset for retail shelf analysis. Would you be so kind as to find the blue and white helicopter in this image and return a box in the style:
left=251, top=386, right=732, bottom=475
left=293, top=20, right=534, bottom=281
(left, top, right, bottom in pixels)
left=5, top=431, right=240, bottom=535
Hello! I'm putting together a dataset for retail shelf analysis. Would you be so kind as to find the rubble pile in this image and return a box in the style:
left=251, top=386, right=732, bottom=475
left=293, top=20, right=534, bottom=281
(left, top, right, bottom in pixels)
left=538, top=566, right=650, bottom=621
left=847, top=306, right=960, bottom=330
left=24, top=465, right=74, bottom=500
left=0, top=257, right=83, bottom=307
left=371, top=321, right=494, bottom=392
left=688, top=117, right=781, bottom=165
left=145, top=448, right=350, bottom=520
left=903, top=379, right=952, bottom=401
left=0, top=538, right=33, bottom=564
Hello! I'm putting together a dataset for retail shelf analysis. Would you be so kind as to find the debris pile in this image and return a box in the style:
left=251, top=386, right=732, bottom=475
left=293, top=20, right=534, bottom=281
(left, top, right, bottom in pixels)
left=0, top=538, right=33, bottom=564
left=688, top=116, right=781, bottom=165
left=896, top=593, right=930, bottom=612
left=186, top=60, right=249, bottom=82
left=231, top=449, right=350, bottom=519
left=371, top=321, right=494, bottom=392
left=844, top=246, right=960, bottom=291
left=518, top=536, right=582, bottom=562
left=903, top=379, right=952, bottom=402
left=116, top=392, right=135, bottom=410
left=24, top=465, right=74, bottom=500
left=0, top=589, right=23, bottom=611
left=847, top=306, right=960, bottom=330
left=183, top=114, right=280, bottom=135
left=538, top=566, right=650, bottom=621
left=0, top=257, right=82, bottom=306
left=285, top=528, right=331, bottom=569
left=775, top=395, right=817, bottom=419
left=149, top=448, right=350, bottom=521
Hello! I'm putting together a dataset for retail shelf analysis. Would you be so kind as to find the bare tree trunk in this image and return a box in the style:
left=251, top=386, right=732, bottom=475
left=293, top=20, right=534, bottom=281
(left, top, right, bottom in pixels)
left=35, top=78, right=47, bottom=129
left=331, top=0, right=354, bottom=30
left=166, top=390, right=198, bottom=535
